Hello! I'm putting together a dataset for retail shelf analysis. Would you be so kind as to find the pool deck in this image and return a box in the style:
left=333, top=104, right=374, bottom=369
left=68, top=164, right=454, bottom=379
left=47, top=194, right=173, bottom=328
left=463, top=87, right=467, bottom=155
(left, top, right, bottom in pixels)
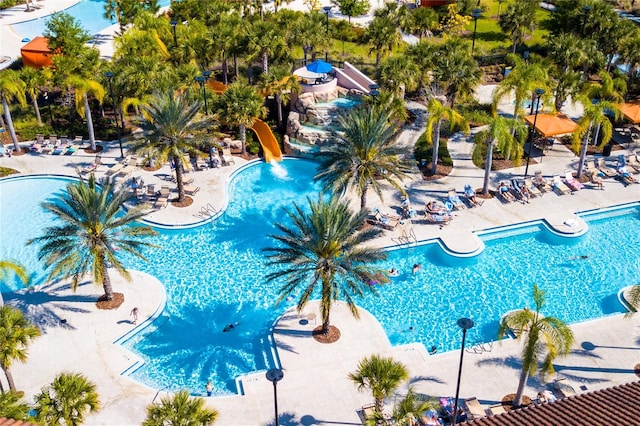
left=1, top=100, right=639, bottom=425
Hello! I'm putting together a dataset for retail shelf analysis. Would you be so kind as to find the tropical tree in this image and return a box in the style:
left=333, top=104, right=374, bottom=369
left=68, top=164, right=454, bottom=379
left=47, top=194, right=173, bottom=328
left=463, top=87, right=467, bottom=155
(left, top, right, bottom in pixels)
left=349, top=355, right=409, bottom=419
left=104, top=0, right=160, bottom=33
left=425, top=97, right=469, bottom=175
left=0, top=306, right=40, bottom=392
left=377, top=55, right=419, bottom=100
left=366, top=16, right=402, bottom=66
left=27, top=174, right=157, bottom=301
left=499, top=0, right=537, bottom=53
left=387, top=388, right=437, bottom=426
left=431, top=38, right=481, bottom=108
left=43, top=12, right=92, bottom=58
left=246, top=20, right=287, bottom=76
left=0, top=260, right=28, bottom=306
left=314, top=107, right=409, bottom=210
left=34, top=372, right=100, bottom=426
left=19, top=67, right=45, bottom=127
left=498, top=284, right=575, bottom=407
left=0, top=390, right=31, bottom=420
left=0, top=70, right=27, bottom=153
left=143, top=390, right=217, bottom=426
left=214, top=81, right=266, bottom=156
left=264, top=194, right=388, bottom=335
left=470, top=113, right=527, bottom=194
left=408, top=6, right=438, bottom=40
left=66, top=75, right=105, bottom=151
left=259, top=67, right=300, bottom=128
left=331, top=0, right=369, bottom=24
left=132, top=92, right=209, bottom=202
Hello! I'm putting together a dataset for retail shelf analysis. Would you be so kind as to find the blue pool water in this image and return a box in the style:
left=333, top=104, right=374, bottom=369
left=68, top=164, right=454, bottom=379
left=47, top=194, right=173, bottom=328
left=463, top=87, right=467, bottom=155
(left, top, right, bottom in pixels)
left=319, top=97, right=361, bottom=109
left=12, top=0, right=171, bottom=39
left=1, top=164, right=639, bottom=397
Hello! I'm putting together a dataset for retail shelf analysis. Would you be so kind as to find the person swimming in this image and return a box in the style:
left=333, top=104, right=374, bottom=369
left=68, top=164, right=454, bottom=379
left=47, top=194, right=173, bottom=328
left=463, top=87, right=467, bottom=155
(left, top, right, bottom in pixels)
left=223, top=322, right=239, bottom=332
left=429, top=345, right=437, bottom=355
left=387, top=268, right=399, bottom=277
left=412, top=263, right=422, bottom=274
left=568, top=255, right=588, bottom=260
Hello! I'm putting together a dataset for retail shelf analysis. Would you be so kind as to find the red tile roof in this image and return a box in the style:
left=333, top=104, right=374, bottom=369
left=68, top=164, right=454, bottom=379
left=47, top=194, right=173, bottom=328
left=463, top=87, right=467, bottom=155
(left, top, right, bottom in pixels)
left=0, top=418, right=38, bottom=426
left=465, top=381, right=640, bottom=426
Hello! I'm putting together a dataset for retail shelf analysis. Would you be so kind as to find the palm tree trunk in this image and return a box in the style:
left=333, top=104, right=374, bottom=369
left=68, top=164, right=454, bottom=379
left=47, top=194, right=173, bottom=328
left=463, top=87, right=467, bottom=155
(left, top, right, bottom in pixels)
left=592, top=124, right=601, bottom=147
left=175, top=156, right=185, bottom=202
left=261, top=51, right=268, bottom=75
left=102, top=258, right=114, bottom=300
left=32, top=96, right=42, bottom=126
left=431, top=120, right=442, bottom=175
left=482, top=141, right=495, bottom=194
left=84, top=94, right=97, bottom=151
left=2, top=96, right=22, bottom=152
left=374, top=397, right=384, bottom=422
left=222, top=57, right=229, bottom=85
left=2, top=365, right=16, bottom=391
left=360, top=184, right=368, bottom=210
left=240, top=124, right=247, bottom=155
left=276, top=94, right=283, bottom=127
left=0, top=374, right=4, bottom=393
left=234, top=54, right=239, bottom=80
left=512, top=366, right=528, bottom=407
left=576, top=123, right=592, bottom=178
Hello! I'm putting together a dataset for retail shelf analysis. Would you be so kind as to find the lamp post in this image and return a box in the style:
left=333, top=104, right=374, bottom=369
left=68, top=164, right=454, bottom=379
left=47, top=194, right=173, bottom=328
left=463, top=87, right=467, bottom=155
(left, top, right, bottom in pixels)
left=524, top=88, right=545, bottom=178
left=523, top=50, right=529, bottom=63
left=369, top=83, right=380, bottom=104
left=452, top=318, right=474, bottom=426
left=44, top=91, right=55, bottom=129
left=266, top=368, right=284, bottom=426
left=303, top=44, right=311, bottom=65
left=104, top=71, right=123, bottom=158
left=323, top=6, right=331, bottom=34
left=471, top=8, right=481, bottom=55
left=170, top=20, right=178, bottom=47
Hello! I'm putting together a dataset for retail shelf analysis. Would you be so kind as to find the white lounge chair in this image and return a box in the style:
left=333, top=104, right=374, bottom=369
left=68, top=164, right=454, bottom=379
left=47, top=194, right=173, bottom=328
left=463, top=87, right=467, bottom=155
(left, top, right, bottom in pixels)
left=552, top=175, right=571, bottom=195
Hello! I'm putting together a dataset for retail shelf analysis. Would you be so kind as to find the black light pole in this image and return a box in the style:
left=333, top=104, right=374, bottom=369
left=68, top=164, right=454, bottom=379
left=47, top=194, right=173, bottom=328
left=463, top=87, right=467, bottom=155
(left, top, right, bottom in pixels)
left=524, top=88, right=545, bottom=178
left=44, top=91, right=55, bottom=129
left=369, top=83, right=380, bottom=105
left=323, top=6, right=331, bottom=34
left=523, top=50, right=529, bottom=64
left=202, top=70, right=211, bottom=115
left=471, top=8, right=481, bottom=55
left=303, top=44, right=311, bottom=65
left=104, top=71, right=124, bottom=158
left=266, top=368, right=284, bottom=426
left=452, top=318, right=474, bottom=426
left=170, top=20, right=178, bottom=47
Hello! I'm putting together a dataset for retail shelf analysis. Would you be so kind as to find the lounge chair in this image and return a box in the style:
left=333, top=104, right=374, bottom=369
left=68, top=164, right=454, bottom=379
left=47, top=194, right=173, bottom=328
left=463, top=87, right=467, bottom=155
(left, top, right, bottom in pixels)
left=563, top=170, right=584, bottom=191
left=585, top=170, right=604, bottom=190
left=425, top=211, right=453, bottom=225
left=464, top=397, right=486, bottom=419
left=627, top=152, right=640, bottom=173
left=196, top=158, right=209, bottom=170
left=367, top=208, right=400, bottom=230
left=447, top=188, right=466, bottom=210
left=49, top=134, right=57, bottom=145
left=80, top=162, right=98, bottom=174
left=553, top=378, right=578, bottom=398
left=36, top=134, right=45, bottom=144
left=154, top=194, right=169, bottom=209
left=184, top=185, right=200, bottom=195
left=104, top=163, right=125, bottom=177
left=74, top=136, right=84, bottom=145
left=617, top=165, right=638, bottom=185
left=116, top=165, right=137, bottom=179
left=552, top=175, right=572, bottom=195
left=221, top=147, right=235, bottom=165
left=64, top=145, right=78, bottom=155
left=496, top=181, right=517, bottom=203
left=488, top=404, right=506, bottom=415
left=41, top=144, right=53, bottom=154
left=533, top=171, right=553, bottom=192
left=52, top=143, right=67, bottom=155
left=464, top=184, right=483, bottom=207
left=597, top=158, right=617, bottom=178
left=524, top=178, right=542, bottom=197
left=425, top=200, right=451, bottom=214
left=585, top=160, right=603, bottom=177
left=30, top=142, right=43, bottom=153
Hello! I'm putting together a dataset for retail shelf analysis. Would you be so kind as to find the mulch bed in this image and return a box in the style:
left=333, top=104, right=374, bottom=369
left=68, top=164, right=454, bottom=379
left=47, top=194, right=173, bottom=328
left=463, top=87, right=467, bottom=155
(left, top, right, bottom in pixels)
left=84, top=145, right=104, bottom=154
left=500, top=393, right=533, bottom=411
left=143, top=164, right=163, bottom=172
left=420, top=164, right=453, bottom=181
left=171, top=196, right=193, bottom=208
left=96, top=292, right=124, bottom=310
left=312, top=325, right=341, bottom=344
left=10, top=148, right=27, bottom=156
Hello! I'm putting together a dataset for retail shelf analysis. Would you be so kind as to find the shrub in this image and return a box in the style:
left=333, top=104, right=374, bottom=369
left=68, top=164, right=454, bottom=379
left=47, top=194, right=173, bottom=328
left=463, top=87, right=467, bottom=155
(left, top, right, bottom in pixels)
left=414, top=131, right=453, bottom=167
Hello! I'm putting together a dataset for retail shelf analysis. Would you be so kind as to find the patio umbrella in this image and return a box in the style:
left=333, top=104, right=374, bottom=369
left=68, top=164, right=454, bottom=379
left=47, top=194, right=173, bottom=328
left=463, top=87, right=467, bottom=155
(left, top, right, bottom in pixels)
left=618, top=102, right=640, bottom=124
left=306, top=59, right=333, bottom=74
left=524, top=113, right=578, bottom=137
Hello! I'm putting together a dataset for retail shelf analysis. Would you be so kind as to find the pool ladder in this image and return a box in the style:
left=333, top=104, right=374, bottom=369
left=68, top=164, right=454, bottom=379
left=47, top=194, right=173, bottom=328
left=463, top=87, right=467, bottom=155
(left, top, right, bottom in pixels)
left=194, top=203, right=218, bottom=220
left=393, top=226, right=417, bottom=246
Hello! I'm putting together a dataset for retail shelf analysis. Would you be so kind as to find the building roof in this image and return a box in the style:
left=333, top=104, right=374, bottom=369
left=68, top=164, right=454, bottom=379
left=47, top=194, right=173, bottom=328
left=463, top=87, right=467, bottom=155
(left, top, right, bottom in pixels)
left=465, top=381, right=640, bottom=426
left=20, top=36, right=50, bottom=53
left=0, top=418, right=38, bottom=426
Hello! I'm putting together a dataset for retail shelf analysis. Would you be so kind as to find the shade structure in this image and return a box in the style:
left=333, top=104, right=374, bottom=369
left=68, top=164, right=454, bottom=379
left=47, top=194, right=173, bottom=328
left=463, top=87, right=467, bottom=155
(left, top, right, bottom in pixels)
left=618, top=102, right=640, bottom=124
left=524, top=113, right=578, bottom=137
left=306, top=59, right=333, bottom=74
left=21, top=36, right=52, bottom=68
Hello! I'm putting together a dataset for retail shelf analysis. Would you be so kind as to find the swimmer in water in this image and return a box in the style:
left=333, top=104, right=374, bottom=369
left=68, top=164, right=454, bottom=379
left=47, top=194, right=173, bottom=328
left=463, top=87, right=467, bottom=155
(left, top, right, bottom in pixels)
left=223, top=322, right=239, bottom=332
left=412, top=263, right=422, bottom=274
left=568, top=255, right=588, bottom=260
left=387, top=268, right=399, bottom=277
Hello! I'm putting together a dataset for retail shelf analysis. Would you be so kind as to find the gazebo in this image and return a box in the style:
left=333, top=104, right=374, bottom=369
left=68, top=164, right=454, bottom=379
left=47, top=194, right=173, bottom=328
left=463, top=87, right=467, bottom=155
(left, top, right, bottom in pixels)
left=618, top=102, right=640, bottom=124
left=524, top=113, right=578, bottom=137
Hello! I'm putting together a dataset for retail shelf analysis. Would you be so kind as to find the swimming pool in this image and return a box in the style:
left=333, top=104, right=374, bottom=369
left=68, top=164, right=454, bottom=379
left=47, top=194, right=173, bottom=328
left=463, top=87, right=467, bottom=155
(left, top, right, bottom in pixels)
left=1, top=164, right=639, bottom=397
left=12, top=0, right=171, bottom=40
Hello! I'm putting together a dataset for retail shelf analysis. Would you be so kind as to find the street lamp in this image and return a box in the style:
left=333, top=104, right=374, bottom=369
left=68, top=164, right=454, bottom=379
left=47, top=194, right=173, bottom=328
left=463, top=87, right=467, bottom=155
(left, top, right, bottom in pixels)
left=303, top=44, right=311, bottom=65
left=265, top=368, right=284, bottom=426
left=471, top=8, right=481, bottom=55
left=322, top=6, right=332, bottom=34
left=196, top=70, right=210, bottom=116
left=452, top=318, right=474, bottom=426
left=170, top=20, right=178, bottom=47
left=369, top=83, right=380, bottom=104
left=524, top=88, right=545, bottom=178
left=43, top=91, right=55, bottom=129
left=104, top=71, right=124, bottom=158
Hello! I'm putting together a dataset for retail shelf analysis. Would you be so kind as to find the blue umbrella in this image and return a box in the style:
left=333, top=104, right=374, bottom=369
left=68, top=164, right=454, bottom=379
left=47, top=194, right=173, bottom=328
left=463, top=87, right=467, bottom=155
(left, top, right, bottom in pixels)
left=306, top=59, right=333, bottom=74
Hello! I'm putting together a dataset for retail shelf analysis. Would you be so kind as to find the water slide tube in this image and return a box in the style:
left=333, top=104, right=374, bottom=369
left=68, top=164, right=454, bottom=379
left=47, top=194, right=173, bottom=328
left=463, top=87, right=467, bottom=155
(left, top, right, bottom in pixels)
left=250, top=119, right=283, bottom=162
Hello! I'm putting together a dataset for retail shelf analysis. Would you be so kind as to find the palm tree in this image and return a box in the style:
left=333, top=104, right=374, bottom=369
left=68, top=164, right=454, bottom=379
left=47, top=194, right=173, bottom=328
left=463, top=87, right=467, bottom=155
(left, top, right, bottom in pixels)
left=132, top=92, right=209, bottom=202
left=377, top=55, right=419, bottom=100
left=581, top=71, right=626, bottom=149
left=27, top=174, right=157, bottom=302
left=572, top=96, right=620, bottom=178
left=499, top=0, right=537, bottom=53
left=214, top=81, right=266, bottom=156
left=366, top=16, right=402, bottom=66
left=19, top=66, right=45, bottom=126
left=0, top=390, right=31, bottom=420
left=143, top=390, right=218, bottom=426
left=425, top=98, right=469, bottom=176
left=264, top=194, right=388, bottom=335
left=470, top=113, right=527, bottom=194
left=349, top=355, right=409, bottom=419
left=315, top=108, right=408, bottom=210
left=0, top=70, right=27, bottom=153
left=246, top=20, right=286, bottom=76
left=66, top=75, right=105, bottom=151
left=0, top=260, right=28, bottom=306
left=387, top=388, right=437, bottom=426
left=498, top=284, right=575, bottom=407
left=34, top=372, right=100, bottom=426
left=0, top=305, right=40, bottom=392
left=259, top=67, right=300, bottom=129
left=431, top=38, right=481, bottom=109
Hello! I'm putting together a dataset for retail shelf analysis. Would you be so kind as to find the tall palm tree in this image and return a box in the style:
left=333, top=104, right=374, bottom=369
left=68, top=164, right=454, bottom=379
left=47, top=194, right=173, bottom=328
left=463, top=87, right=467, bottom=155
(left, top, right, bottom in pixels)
left=377, top=55, right=419, bottom=100
left=143, top=390, right=218, bottom=426
left=425, top=98, right=469, bottom=176
left=0, top=260, right=28, bottom=306
left=264, top=194, right=388, bottom=335
left=132, top=92, right=209, bottom=202
left=499, top=0, right=537, bottom=53
left=0, top=305, right=40, bottom=392
left=470, top=112, right=527, bottom=194
left=34, top=372, right=100, bottom=426
left=572, top=96, right=620, bottom=178
left=349, top=355, right=409, bottom=419
left=582, top=71, right=626, bottom=148
left=27, top=174, right=157, bottom=301
left=431, top=38, right=481, bottom=109
left=387, top=388, right=437, bottom=426
left=214, top=81, right=266, bottom=156
left=19, top=66, right=45, bottom=127
left=0, top=70, right=27, bottom=153
left=259, top=67, right=300, bottom=128
left=246, top=20, right=286, bottom=75
left=366, top=16, right=402, bottom=66
left=498, top=284, right=575, bottom=407
left=314, top=108, right=409, bottom=210
left=66, top=75, right=105, bottom=151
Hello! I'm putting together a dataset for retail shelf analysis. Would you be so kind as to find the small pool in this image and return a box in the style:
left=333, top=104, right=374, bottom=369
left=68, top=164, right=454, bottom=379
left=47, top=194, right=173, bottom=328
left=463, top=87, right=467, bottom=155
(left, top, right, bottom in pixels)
left=1, top=166, right=639, bottom=397
left=318, top=97, right=361, bottom=109
left=12, top=0, right=171, bottom=39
